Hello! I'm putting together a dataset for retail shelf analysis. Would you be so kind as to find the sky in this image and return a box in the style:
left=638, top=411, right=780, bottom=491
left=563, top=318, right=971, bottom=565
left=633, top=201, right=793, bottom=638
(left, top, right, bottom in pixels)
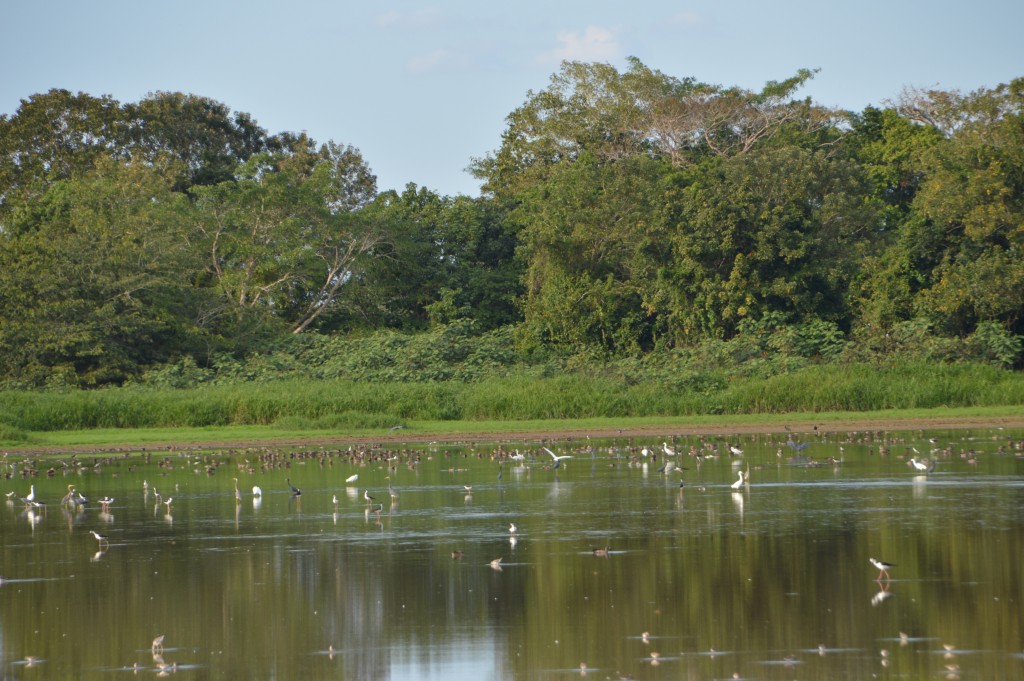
left=2, top=1, right=1022, bottom=197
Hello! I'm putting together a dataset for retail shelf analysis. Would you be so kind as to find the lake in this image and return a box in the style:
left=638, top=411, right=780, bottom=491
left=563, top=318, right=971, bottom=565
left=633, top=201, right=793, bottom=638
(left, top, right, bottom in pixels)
left=2, top=426, right=1024, bottom=679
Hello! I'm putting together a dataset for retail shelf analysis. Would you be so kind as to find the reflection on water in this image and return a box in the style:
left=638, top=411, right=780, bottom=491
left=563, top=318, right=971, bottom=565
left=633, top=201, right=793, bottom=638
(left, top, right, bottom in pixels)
left=2, top=427, right=1024, bottom=679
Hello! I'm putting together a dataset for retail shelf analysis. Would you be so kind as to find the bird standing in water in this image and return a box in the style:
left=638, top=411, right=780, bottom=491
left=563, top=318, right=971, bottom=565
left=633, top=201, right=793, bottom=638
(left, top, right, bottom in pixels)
left=870, top=557, right=895, bottom=581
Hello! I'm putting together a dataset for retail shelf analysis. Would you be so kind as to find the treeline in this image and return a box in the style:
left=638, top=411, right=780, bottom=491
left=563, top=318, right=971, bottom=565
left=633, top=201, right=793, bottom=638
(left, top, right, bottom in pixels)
left=1, top=59, right=1022, bottom=389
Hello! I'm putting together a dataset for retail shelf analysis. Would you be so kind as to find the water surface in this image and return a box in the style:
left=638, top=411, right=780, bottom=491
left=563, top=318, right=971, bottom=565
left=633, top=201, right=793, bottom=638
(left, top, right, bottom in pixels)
left=3, top=427, right=1023, bottom=679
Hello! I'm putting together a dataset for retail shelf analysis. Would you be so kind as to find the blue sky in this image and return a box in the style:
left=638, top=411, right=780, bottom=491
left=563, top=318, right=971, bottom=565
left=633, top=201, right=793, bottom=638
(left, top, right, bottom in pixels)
left=2, top=1, right=1021, bottom=197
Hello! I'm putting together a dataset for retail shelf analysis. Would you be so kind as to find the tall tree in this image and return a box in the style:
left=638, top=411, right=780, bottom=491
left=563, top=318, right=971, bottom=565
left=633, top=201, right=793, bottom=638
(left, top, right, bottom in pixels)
left=0, top=159, right=196, bottom=386
left=190, top=142, right=381, bottom=334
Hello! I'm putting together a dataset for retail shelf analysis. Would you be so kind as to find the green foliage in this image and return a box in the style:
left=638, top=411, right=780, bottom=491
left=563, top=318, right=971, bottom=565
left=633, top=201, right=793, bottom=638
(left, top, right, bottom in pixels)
left=2, top=68, right=1024, bottom=389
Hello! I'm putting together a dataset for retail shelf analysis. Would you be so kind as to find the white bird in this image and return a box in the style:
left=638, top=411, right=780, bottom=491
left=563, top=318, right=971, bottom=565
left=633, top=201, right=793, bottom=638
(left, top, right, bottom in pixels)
left=252, top=486, right=263, bottom=497
left=510, top=451, right=526, bottom=462
left=542, top=446, right=572, bottom=463
left=869, top=557, right=895, bottom=581
left=25, top=485, right=35, bottom=503
left=489, top=557, right=503, bottom=570
left=731, top=470, right=745, bottom=489
left=509, top=522, right=517, bottom=535
left=89, top=530, right=110, bottom=548
left=908, top=458, right=930, bottom=472
left=729, top=445, right=744, bottom=457
left=662, top=442, right=677, bottom=456
left=345, top=474, right=359, bottom=484
left=641, top=446, right=651, bottom=457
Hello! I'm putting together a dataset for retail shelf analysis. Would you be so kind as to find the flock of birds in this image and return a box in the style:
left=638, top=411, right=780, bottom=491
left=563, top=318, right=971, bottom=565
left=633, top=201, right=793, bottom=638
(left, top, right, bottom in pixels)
left=6, top=428, right=1017, bottom=569
left=3, top=427, right=1023, bottom=677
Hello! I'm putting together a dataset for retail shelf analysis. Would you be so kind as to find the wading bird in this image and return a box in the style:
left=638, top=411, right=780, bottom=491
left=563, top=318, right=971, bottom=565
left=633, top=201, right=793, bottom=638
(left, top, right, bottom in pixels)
left=286, top=478, right=301, bottom=496
left=542, top=447, right=572, bottom=466
left=89, top=530, right=110, bottom=549
left=731, top=470, right=745, bottom=489
left=869, top=557, right=895, bottom=581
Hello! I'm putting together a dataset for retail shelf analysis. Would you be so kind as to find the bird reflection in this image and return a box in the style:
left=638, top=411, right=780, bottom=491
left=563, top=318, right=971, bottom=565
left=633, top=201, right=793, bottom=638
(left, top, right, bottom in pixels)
left=91, top=549, right=106, bottom=563
left=871, top=583, right=893, bottom=606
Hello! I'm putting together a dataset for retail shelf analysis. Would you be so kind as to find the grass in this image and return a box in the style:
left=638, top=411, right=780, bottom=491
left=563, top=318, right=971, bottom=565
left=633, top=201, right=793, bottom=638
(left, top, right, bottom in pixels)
left=2, top=361, right=1023, bottom=451
left=6, top=404, right=1024, bottom=453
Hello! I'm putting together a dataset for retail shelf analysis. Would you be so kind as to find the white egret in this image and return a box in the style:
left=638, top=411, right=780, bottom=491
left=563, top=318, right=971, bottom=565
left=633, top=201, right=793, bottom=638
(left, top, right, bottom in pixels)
left=729, top=445, right=744, bottom=457
left=542, top=446, right=572, bottom=463
left=908, top=458, right=930, bottom=472
left=345, top=474, right=359, bottom=484
left=662, top=442, right=677, bottom=457
left=731, top=470, right=745, bottom=489
left=252, top=486, right=263, bottom=497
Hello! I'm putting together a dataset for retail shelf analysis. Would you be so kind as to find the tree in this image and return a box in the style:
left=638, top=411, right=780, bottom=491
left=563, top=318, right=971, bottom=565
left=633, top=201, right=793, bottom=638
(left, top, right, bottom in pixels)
left=658, top=147, right=879, bottom=343
left=125, top=91, right=272, bottom=190
left=190, top=142, right=381, bottom=334
left=0, top=89, right=129, bottom=221
left=0, top=159, right=197, bottom=386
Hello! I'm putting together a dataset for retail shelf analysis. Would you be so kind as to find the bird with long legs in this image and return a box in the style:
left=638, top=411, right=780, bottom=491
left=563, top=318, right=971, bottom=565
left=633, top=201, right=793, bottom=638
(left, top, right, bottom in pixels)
left=364, top=489, right=376, bottom=506
left=385, top=476, right=399, bottom=504
left=869, top=557, right=895, bottom=582
left=89, top=530, right=110, bottom=549
left=232, top=478, right=242, bottom=504
left=542, top=447, right=572, bottom=466
left=286, top=478, right=301, bottom=497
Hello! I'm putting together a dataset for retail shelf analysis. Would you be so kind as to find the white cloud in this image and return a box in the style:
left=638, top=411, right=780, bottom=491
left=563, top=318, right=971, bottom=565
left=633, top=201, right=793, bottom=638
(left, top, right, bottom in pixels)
left=669, top=11, right=704, bottom=28
left=375, top=8, right=441, bottom=30
left=542, top=25, right=620, bottom=63
left=408, top=49, right=452, bottom=73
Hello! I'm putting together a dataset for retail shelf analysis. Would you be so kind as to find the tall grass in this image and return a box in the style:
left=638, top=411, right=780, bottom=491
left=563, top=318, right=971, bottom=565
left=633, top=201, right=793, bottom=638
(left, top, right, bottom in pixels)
left=2, top=361, right=1022, bottom=433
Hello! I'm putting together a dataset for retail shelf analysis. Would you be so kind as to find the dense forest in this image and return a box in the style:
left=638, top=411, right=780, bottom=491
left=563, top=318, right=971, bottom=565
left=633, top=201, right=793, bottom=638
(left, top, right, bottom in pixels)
left=1, top=59, right=1022, bottom=390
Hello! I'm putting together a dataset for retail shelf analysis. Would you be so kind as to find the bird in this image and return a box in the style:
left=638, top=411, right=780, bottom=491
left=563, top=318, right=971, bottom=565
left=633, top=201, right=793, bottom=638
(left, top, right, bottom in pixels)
left=641, top=446, right=652, bottom=457
left=729, top=445, right=744, bottom=457
left=163, top=498, right=173, bottom=511
left=542, top=446, right=572, bottom=464
left=364, top=490, right=375, bottom=505
left=451, top=550, right=464, bottom=560
left=593, top=546, right=610, bottom=557
left=869, top=557, right=895, bottom=581
left=332, top=494, right=339, bottom=507
left=908, top=458, right=930, bottom=472
left=232, top=478, right=242, bottom=504
left=99, top=496, right=114, bottom=508
left=731, top=470, right=745, bottom=489
left=662, top=442, right=677, bottom=457
left=509, top=522, right=518, bottom=535
left=151, top=634, right=165, bottom=652
left=286, top=478, right=301, bottom=496
left=786, top=439, right=810, bottom=451
left=252, top=486, right=263, bottom=497
left=489, top=557, right=503, bottom=570
left=345, top=474, right=359, bottom=484
left=25, top=485, right=35, bottom=503
left=386, top=477, right=399, bottom=503
left=89, top=530, right=110, bottom=548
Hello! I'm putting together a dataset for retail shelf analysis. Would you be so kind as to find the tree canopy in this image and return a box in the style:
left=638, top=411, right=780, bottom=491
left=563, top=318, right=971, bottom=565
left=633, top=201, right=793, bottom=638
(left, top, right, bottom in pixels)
left=1, top=65, right=1022, bottom=387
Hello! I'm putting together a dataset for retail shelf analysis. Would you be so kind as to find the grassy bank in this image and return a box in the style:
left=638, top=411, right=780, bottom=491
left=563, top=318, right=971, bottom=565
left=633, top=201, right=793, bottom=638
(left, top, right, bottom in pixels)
left=2, top=361, right=1023, bottom=449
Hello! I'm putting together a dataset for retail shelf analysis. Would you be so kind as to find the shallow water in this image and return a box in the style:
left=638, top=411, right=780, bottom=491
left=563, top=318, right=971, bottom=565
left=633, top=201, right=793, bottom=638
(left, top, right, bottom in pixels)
left=2, top=427, right=1024, bottom=679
